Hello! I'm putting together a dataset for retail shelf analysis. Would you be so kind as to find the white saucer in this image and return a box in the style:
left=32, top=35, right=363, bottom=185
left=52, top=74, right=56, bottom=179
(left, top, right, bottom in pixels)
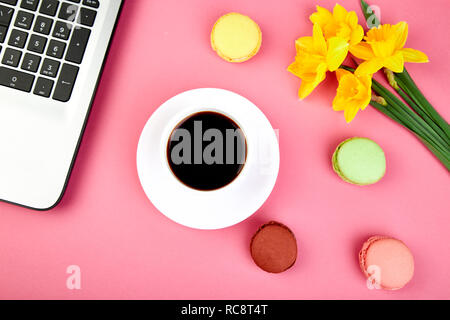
left=137, top=88, right=280, bottom=229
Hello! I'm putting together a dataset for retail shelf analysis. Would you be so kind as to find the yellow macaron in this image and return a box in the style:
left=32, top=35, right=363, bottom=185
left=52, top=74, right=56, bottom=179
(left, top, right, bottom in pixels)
left=211, top=12, right=262, bottom=63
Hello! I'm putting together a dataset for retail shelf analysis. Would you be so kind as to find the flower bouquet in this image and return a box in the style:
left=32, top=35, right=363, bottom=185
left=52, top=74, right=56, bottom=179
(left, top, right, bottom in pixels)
left=288, top=0, right=450, bottom=170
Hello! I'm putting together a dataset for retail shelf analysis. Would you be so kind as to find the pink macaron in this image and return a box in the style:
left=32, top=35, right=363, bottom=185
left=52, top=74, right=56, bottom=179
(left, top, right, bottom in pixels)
left=359, top=236, right=414, bottom=290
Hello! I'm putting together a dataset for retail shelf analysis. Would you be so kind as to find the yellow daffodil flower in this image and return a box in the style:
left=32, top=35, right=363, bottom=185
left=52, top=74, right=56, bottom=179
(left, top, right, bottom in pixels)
left=288, top=23, right=349, bottom=99
left=333, top=69, right=372, bottom=123
left=350, top=22, right=429, bottom=75
left=310, top=4, right=364, bottom=46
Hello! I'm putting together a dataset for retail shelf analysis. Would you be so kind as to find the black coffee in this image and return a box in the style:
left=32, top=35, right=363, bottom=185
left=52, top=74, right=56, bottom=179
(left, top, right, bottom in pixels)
left=167, top=111, right=247, bottom=191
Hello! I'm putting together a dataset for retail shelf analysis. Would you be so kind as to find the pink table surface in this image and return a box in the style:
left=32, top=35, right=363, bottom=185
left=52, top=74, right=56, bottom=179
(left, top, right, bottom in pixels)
left=1, top=0, right=449, bottom=300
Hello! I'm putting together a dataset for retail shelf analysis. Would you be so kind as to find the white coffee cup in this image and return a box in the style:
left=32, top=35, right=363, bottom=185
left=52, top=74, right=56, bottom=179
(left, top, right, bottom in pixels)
left=137, top=88, right=279, bottom=229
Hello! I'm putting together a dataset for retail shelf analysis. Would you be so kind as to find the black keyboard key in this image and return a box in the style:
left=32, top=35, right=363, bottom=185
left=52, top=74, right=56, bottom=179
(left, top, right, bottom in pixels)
left=78, top=6, right=95, bottom=27
left=68, top=0, right=80, bottom=3
left=40, top=57, right=59, bottom=77
left=27, top=33, right=46, bottom=52
left=39, top=0, right=59, bottom=16
left=14, top=10, right=34, bottom=29
left=0, top=66, right=35, bottom=91
left=65, top=26, right=89, bottom=63
left=34, top=76, right=53, bottom=97
left=53, top=63, right=77, bottom=101
left=2, top=47, right=21, bottom=66
left=82, top=0, right=98, bottom=9
left=20, top=0, right=40, bottom=11
left=33, top=15, right=52, bottom=34
left=8, top=28, right=27, bottom=48
left=0, top=5, right=14, bottom=27
left=46, top=38, right=65, bottom=58
left=0, top=25, right=7, bottom=42
left=0, top=0, right=18, bottom=6
left=52, top=20, right=70, bottom=40
left=58, top=1, right=77, bottom=21
left=21, top=52, right=41, bottom=72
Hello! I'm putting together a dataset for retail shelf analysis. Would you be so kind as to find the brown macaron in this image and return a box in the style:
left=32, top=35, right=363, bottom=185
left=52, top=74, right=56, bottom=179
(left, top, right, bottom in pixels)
left=250, top=221, right=297, bottom=273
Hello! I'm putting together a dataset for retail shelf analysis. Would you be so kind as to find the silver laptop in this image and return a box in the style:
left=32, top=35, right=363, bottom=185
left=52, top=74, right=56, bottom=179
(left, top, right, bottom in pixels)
left=0, top=0, right=123, bottom=210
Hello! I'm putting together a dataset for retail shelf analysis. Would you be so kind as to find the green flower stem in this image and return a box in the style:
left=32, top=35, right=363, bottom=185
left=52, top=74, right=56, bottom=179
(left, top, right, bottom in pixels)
left=376, top=98, right=447, bottom=160
left=370, top=100, right=403, bottom=125
left=370, top=100, right=427, bottom=146
left=417, top=136, right=450, bottom=170
left=360, top=0, right=380, bottom=28
left=383, top=69, right=442, bottom=138
left=359, top=0, right=450, bottom=170
left=395, top=69, right=450, bottom=140
left=371, top=80, right=450, bottom=157
left=393, top=77, right=449, bottom=146
left=362, top=0, right=450, bottom=140
left=341, top=65, right=450, bottom=168
left=371, top=100, right=450, bottom=170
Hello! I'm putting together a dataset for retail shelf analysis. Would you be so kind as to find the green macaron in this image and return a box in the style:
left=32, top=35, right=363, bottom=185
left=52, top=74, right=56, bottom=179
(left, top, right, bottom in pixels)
left=332, top=137, right=386, bottom=186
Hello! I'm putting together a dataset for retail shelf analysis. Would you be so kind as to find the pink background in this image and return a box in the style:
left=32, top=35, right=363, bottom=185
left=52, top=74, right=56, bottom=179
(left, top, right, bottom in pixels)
left=1, top=0, right=449, bottom=299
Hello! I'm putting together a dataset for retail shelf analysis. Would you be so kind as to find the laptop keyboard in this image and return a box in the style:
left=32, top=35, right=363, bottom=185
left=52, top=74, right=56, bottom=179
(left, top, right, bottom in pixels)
left=0, top=0, right=99, bottom=102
